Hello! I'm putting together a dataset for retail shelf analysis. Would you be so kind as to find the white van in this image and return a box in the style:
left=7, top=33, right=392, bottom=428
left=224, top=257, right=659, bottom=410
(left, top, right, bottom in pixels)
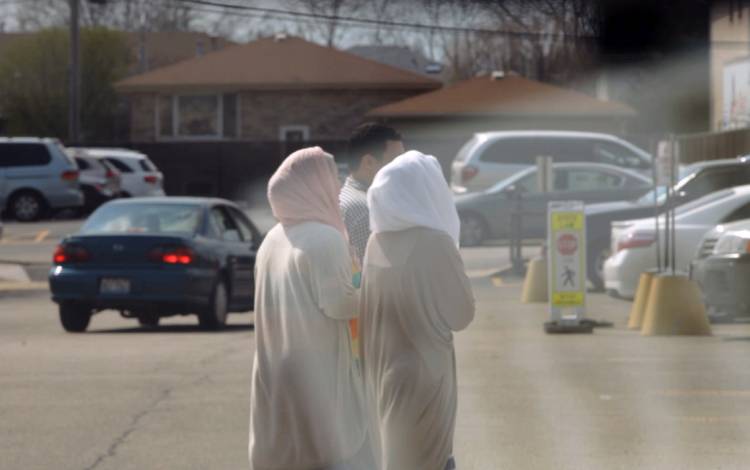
left=451, top=131, right=652, bottom=194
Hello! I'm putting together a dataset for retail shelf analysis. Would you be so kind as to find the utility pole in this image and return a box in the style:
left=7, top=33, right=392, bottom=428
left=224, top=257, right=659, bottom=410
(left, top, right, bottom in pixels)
left=69, top=0, right=80, bottom=143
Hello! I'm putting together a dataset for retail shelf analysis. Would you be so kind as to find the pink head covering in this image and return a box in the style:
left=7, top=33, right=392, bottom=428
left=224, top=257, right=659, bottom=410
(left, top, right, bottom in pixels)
left=268, top=146, right=347, bottom=236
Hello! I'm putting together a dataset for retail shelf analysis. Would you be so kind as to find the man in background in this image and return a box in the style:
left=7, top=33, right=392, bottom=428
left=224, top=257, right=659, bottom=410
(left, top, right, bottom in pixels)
left=339, top=122, right=404, bottom=265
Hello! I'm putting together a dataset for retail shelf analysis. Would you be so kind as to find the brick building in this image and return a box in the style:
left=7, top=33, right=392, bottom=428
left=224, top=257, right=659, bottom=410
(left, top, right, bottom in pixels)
left=115, top=36, right=440, bottom=142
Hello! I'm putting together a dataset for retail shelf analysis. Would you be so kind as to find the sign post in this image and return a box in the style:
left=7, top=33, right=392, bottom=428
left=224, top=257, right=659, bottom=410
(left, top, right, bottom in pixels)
left=545, top=200, right=593, bottom=334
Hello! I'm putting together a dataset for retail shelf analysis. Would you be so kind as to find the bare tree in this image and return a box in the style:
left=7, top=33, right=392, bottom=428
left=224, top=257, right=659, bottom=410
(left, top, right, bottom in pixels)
left=288, top=0, right=369, bottom=47
left=15, top=0, right=196, bottom=32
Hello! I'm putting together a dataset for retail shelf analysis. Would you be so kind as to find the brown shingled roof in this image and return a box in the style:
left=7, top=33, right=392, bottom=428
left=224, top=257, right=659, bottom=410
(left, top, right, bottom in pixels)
left=368, top=74, right=635, bottom=118
left=116, top=36, right=441, bottom=92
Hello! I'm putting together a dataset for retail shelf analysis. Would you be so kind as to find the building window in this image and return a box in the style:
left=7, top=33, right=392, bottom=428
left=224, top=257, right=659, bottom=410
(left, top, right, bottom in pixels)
left=157, top=94, right=239, bottom=140
left=178, top=95, right=219, bottom=137
left=279, top=125, right=309, bottom=142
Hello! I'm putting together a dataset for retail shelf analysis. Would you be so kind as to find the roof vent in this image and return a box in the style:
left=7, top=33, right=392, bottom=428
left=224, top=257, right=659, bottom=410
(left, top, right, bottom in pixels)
left=274, top=33, right=288, bottom=42
left=491, top=71, right=505, bottom=80
left=425, top=63, right=443, bottom=74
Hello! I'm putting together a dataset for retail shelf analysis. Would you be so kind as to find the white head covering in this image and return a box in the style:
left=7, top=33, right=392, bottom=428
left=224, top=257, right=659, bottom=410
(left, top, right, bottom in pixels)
left=368, top=150, right=460, bottom=245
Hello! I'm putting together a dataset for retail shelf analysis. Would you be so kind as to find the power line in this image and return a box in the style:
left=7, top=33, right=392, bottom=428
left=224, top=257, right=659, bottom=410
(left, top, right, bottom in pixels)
left=174, top=0, right=597, bottom=40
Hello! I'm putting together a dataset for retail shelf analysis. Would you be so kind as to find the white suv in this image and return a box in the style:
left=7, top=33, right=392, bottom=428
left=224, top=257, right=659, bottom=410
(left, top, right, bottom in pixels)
left=451, top=131, right=652, bottom=194
left=82, top=148, right=165, bottom=198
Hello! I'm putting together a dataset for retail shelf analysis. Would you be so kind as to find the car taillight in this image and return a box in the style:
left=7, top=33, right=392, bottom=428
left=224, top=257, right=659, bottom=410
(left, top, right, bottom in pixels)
left=461, top=165, right=479, bottom=183
left=53, top=244, right=90, bottom=264
left=106, top=169, right=116, bottom=179
left=617, top=232, right=656, bottom=252
left=149, top=246, right=193, bottom=265
left=144, top=175, right=159, bottom=184
left=61, top=170, right=79, bottom=182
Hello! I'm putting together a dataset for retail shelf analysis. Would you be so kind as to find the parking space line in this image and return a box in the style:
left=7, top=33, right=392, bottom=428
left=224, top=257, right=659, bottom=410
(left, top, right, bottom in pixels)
left=34, top=230, right=49, bottom=243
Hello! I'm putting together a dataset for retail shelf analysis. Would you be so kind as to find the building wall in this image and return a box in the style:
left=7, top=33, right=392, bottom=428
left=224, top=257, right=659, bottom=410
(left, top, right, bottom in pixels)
left=711, top=1, right=750, bottom=130
left=129, top=94, right=157, bottom=141
left=238, top=89, right=420, bottom=140
left=128, top=89, right=422, bottom=142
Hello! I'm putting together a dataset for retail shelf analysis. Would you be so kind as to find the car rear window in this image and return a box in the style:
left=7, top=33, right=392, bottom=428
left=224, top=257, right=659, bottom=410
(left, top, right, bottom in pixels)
left=139, top=159, right=157, bottom=172
left=105, top=157, right=135, bottom=173
left=82, top=203, right=202, bottom=235
left=0, top=143, right=52, bottom=167
left=75, top=157, right=91, bottom=170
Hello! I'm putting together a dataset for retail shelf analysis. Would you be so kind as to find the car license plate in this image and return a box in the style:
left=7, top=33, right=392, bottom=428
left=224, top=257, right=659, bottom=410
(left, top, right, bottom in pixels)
left=100, top=278, right=130, bottom=294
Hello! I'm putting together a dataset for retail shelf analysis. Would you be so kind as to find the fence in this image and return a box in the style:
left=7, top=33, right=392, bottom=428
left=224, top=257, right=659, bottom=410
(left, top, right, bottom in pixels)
left=676, top=128, right=750, bottom=164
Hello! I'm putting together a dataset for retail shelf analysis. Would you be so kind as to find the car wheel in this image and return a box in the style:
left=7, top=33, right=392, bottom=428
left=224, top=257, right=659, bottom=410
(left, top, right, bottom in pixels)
left=199, top=280, right=228, bottom=330
left=59, top=303, right=92, bottom=333
left=81, top=186, right=101, bottom=213
left=460, top=213, right=487, bottom=247
left=137, top=313, right=160, bottom=328
left=10, top=191, right=46, bottom=222
left=587, top=242, right=610, bottom=292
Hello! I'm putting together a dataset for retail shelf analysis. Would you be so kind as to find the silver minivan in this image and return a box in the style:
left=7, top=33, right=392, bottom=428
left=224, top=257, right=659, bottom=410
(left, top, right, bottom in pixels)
left=0, top=138, right=84, bottom=221
left=451, top=131, right=652, bottom=194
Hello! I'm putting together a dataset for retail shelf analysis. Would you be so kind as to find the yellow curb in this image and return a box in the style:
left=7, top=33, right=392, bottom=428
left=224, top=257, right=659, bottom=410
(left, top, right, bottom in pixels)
left=34, top=230, right=50, bottom=243
left=0, top=281, right=49, bottom=292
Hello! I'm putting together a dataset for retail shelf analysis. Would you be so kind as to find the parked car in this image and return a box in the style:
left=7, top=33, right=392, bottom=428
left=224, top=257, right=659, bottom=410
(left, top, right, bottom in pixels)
left=604, top=185, right=750, bottom=299
left=690, top=219, right=750, bottom=323
left=68, top=149, right=122, bottom=212
left=456, top=162, right=651, bottom=246
left=0, top=137, right=83, bottom=221
left=585, top=157, right=750, bottom=290
left=49, top=197, right=261, bottom=332
left=450, top=131, right=652, bottom=194
left=83, top=148, right=165, bottom=198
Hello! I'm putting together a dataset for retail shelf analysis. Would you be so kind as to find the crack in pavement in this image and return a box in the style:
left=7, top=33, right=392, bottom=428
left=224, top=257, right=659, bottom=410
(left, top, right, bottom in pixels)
left=82, top=385, right=174, bottom=470
left=81, top=335, right=249, bottom=470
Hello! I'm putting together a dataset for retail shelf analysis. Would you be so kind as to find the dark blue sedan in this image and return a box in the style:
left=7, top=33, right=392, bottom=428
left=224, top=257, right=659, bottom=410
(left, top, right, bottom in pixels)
left=49, top=197, right=261, bottom=332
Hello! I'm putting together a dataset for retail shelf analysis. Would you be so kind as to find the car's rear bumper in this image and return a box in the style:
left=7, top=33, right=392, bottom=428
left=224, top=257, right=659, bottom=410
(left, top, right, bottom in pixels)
left=49, top=265, right=215, bottom=312
left=48, top=188, right=84, bottom=209
left=603, top=247, right=655, bottom=299
left=692, top=254, right=750, bottom=321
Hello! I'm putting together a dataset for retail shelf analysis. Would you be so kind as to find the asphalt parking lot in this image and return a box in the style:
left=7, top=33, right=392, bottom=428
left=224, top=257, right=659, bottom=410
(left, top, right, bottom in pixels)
left=4, top=274, right=750, bottom=469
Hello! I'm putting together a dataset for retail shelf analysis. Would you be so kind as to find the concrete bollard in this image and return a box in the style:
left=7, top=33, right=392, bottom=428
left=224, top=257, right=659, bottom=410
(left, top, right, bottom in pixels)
left=521, top=257, right=548, bottom=303
left=627, top=272, right=654, bottom=330
left=641, top=274, right=712, bottom=336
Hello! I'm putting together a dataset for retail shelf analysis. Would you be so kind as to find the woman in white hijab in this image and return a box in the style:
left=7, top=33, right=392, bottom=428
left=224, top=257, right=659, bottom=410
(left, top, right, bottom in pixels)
left=360, top=150, right=476, bottom=470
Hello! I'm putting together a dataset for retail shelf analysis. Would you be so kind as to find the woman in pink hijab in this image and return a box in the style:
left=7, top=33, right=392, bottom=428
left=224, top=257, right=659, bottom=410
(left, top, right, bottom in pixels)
left=249, top=147, right=372, bottom=470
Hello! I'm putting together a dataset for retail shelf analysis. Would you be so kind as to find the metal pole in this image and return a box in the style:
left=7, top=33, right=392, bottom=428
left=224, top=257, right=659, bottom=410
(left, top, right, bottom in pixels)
left=653, top=140, right=661, bottom=273
left=671, top=135, right=678, bottom=274
left=69, top=0, right=80, bottom=143
left=662, top=140, right=673, bottom=271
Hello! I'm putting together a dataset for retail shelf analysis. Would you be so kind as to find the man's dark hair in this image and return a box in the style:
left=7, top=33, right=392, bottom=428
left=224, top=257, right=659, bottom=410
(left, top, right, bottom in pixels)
left=347, top=122, right=402, bottom=171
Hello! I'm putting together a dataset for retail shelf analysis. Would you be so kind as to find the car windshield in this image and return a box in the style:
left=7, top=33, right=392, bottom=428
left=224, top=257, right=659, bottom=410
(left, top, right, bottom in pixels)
left=81, top=203, right=202, bottom=235
left=455, top=136, right=480, bottom=163
left=676, top=189, right=735, bottom=217
left=636, top=186, right=669, bottom=205
left=485, top=168, right=535, bottom=194
left=635, top=165, right=696, bottom=204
